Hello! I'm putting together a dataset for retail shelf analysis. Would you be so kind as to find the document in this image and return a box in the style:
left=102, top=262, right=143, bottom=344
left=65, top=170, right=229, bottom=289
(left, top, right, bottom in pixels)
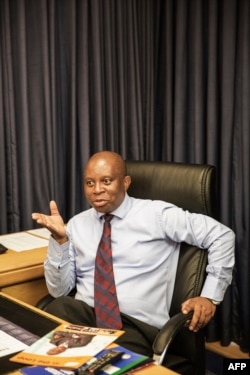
left=0, top=232, right=48, bottom=251
left=0, top=330, right=28, bottom=357
left=0, top=316, right=39, bottom=358
left=27, top=228, right=51, bottom=240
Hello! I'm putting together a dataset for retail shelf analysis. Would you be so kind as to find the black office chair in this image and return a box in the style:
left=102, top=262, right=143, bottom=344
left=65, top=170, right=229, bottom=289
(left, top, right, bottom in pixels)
left=125, top=161, right=217, bottom=375
left=36, top=161, right=217, bottom=375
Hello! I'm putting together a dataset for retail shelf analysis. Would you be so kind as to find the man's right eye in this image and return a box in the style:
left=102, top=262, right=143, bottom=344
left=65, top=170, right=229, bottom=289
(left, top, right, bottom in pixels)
left=86, top=180, right=94, bottom=187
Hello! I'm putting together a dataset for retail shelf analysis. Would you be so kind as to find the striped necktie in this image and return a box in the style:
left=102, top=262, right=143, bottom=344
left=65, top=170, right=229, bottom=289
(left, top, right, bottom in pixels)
left=94, top=214, right=122, bottom=329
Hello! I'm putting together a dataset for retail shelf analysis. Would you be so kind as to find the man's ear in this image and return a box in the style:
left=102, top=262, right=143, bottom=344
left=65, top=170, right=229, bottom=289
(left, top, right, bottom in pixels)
left=124, top=175, right=131, bottom=191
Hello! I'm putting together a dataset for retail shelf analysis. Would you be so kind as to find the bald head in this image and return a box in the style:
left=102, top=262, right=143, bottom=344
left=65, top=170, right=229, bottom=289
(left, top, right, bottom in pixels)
left=85, top=151, right=127, bottom=178
left=84, top=151, right=131, bottom=213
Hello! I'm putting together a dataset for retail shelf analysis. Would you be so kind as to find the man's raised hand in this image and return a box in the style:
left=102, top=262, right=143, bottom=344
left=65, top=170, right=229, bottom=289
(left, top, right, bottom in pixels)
left=32, top=200, right=68, bottom=244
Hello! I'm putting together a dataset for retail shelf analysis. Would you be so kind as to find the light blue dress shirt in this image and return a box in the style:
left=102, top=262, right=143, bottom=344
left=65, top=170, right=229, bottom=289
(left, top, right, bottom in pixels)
left=44, top=193, right=235, bottom=329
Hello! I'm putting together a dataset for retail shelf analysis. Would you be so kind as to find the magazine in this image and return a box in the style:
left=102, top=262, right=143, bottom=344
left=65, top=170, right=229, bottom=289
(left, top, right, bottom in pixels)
left=10, top=323, right=124, bottom=370
left=20, top=344, right=152, bottom=375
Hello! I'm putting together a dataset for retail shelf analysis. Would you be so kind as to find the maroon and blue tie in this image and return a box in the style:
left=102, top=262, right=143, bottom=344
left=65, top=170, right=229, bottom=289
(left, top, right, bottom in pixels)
left=94, top=214, right=122, bottom=329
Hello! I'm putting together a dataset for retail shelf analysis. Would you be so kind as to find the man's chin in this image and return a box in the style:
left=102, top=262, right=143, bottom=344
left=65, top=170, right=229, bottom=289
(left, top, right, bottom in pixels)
left=93, top=203, right=110, bottom=213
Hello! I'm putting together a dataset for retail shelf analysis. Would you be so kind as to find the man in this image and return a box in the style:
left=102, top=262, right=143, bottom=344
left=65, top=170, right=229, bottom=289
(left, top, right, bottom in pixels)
left=47, top=331, right=94, bottom=355
left=32, top=151, right=235, bottom=358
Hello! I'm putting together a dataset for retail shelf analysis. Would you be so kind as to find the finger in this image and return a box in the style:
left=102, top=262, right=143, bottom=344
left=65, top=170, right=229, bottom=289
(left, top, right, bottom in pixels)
left=190, top=307, right=209, bottom=331
left=31, top=213, right=40, bottom=220
left=50, top=200, right=60, bottom=216
left=182, top=299, right=194, bottom=314
left=188, top=303, right=206, bottom=331
left=188, top=312, right=201, bottom=331
left=31, top=213, right=48, bottom=226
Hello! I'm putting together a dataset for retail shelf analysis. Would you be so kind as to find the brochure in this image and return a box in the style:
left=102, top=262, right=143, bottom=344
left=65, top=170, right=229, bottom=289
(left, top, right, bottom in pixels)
left=20, top=344, right=152, bottom=375
left=10, top=323, right=124, bottom=370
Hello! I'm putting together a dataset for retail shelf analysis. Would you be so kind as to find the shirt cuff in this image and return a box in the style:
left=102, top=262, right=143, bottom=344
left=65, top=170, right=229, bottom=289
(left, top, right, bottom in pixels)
left=200, top=274, right=228, bottom=302
left=47, top=235, right=70, bottom=264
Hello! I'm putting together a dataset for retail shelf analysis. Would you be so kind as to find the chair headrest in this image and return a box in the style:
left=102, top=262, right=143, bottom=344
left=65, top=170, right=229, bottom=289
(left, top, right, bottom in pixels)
left=126, top=161, right=217, bottom=218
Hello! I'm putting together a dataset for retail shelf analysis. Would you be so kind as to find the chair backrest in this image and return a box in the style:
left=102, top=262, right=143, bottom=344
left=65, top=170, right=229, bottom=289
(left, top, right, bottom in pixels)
left=126, top=161, right=217, bottom=374
left=126, top=161, right=217, bottom=217
left=126, top=161, right=217, bottom=316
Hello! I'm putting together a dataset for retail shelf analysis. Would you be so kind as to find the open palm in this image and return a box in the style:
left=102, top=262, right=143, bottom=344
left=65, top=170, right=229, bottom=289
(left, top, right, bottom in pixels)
left=32, top=200, right=67, bottom=241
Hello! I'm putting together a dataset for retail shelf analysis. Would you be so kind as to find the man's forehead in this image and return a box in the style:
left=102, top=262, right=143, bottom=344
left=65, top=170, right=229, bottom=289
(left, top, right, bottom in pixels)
left=85, top=158, right=122, bottom=176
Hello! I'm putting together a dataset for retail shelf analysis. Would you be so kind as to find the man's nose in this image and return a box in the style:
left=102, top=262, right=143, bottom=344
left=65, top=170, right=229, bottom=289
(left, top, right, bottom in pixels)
left=93, top=182, right=104, bottom=193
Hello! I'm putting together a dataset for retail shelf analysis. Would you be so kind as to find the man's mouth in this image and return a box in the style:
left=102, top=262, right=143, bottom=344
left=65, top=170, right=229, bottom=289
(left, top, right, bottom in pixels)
left=94, top=199, right=108, bottom=207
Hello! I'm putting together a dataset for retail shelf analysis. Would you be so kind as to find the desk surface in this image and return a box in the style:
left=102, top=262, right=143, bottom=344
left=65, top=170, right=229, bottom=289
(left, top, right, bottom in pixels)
left=0, top=293, right=178, bottom=375
left=11, top=364, right=178, bottom=375
left=0, top=248, right=47, bottom=287
left=0, top=228, right=48, bottom=288
left=0, top=231, right=49, bottom=305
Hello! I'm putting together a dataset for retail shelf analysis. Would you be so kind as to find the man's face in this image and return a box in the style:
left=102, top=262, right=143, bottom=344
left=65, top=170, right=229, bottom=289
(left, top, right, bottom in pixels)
left=84, top=156, right=131, bottom=213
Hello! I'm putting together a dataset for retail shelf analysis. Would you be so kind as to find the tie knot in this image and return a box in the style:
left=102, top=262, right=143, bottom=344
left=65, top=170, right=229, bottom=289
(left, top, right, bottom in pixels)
left=103, top=214, right=113, bottom=223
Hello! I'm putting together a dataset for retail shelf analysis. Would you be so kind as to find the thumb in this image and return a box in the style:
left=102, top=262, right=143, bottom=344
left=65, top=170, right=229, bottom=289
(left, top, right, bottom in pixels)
left=50, top=200, right=60, bottom=216
left=181, top=299, right=192, bottom=314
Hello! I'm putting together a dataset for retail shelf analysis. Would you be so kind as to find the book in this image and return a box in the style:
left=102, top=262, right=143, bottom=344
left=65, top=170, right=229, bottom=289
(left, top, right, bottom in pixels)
left=20, top=344, right=153, bottom=375
left=20, top=368, right=73, bottom=375
left=10, top=323, right=124, bottom=370
left=90, top=344, right=152, bottom=375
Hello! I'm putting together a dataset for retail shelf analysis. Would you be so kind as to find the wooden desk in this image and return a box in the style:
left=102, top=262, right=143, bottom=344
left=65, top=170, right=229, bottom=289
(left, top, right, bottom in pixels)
left=0, top=244, right=48, bottom=305
left=11, top=364, right=178, bottom=375
left=127, top=364, right=179, bottom=374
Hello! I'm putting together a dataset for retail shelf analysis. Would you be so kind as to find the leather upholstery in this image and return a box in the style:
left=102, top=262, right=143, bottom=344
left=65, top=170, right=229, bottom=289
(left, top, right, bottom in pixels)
left=126, top=161, right=217, bottom=217
left=126, top=161, right=217, bottom=375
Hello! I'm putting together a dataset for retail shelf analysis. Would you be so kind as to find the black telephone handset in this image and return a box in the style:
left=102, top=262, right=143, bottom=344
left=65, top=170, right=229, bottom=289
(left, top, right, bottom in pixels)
left=0, top=243, right=8, bottom=254
left=78, top=351, right=125, bottom=374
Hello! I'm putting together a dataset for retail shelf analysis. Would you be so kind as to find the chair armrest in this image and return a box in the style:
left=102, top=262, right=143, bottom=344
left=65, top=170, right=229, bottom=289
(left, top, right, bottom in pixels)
left=153, top=311, right=193, bottom=359
left=36, top=294, right=55, bottom=310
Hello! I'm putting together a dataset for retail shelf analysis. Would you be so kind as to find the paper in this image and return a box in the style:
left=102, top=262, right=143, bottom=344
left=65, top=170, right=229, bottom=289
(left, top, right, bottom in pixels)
left=0, top=330, right=28, bottom=357
left=10, top=323, right=124, bottom=369
left=27, top=228, right=51, bottom=240
left=0, top=232, right=49, bottom=251
left=0, top=316, right=39, bottom=358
